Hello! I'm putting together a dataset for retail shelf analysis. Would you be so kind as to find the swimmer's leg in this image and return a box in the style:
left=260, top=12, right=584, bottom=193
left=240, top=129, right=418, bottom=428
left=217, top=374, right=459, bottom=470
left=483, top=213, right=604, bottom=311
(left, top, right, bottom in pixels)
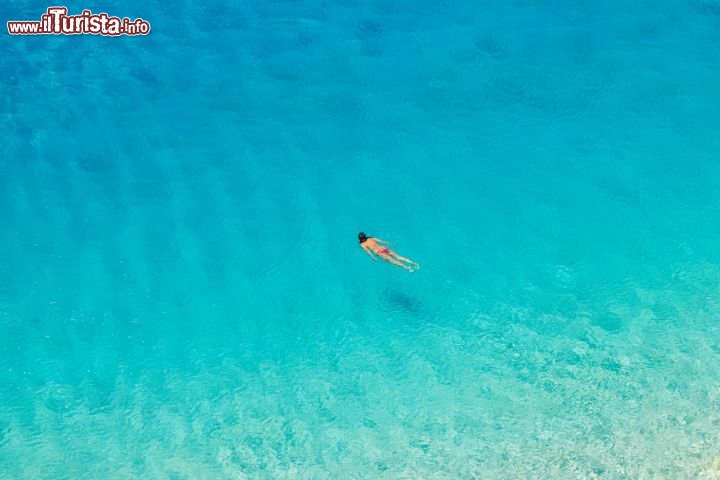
left=389, top=251, right=419, bottom=268
left=379, top=253, right=414, bottom=272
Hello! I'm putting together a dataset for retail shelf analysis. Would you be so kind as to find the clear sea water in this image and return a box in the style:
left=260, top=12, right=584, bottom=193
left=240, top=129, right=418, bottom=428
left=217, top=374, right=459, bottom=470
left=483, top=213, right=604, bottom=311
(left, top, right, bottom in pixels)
left=2, top=0, right=720, bottom=478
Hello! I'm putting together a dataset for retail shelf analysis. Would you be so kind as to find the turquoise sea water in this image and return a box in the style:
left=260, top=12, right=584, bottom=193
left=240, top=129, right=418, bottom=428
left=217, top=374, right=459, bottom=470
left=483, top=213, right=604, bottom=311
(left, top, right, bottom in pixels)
left=2, top=0, right=720, bottom=478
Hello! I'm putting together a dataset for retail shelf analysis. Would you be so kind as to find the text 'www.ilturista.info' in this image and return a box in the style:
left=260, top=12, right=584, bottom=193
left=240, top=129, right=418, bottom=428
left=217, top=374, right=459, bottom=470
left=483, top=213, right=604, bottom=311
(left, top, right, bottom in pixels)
left=7, top=7, right=150, bottom=36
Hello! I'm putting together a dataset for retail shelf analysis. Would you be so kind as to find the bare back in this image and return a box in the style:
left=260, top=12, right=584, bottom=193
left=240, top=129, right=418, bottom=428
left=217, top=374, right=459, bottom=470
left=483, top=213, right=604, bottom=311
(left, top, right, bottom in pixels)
left=362, top=237, right=380, bottom=251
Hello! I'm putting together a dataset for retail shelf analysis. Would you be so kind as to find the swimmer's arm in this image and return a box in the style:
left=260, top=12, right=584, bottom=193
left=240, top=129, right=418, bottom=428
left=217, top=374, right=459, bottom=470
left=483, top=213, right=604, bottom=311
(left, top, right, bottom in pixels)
left=361, top=244, right=378, bottom=260
left=375, top=238, right=394, bottom=246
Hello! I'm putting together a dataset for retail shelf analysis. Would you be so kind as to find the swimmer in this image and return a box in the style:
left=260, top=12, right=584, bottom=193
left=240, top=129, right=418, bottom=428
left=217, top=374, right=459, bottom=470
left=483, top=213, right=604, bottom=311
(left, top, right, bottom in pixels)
left=358, top=232, right=420, bottom=272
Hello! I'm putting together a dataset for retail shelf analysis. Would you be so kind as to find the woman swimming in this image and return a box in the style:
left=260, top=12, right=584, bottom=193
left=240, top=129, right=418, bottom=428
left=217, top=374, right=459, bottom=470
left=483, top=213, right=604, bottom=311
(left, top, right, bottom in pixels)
left=358, top=232, right=420, bottom=272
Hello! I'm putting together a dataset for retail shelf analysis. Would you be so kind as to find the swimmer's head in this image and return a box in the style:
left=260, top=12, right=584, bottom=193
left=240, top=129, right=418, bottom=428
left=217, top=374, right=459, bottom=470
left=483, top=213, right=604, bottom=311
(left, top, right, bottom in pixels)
left=358, top=232, right=368, bottom=243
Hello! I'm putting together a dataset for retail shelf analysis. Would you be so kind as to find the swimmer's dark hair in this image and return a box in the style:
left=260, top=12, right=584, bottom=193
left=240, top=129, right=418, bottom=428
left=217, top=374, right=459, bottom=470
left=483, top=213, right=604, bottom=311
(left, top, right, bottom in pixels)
left=358, top=232, right=368, bottom=243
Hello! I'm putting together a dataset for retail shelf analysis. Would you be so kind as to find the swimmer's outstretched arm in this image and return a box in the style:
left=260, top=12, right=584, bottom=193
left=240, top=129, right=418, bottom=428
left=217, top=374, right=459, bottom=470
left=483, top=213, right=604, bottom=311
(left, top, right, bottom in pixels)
left=375, top=238, right=394, bottom=245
